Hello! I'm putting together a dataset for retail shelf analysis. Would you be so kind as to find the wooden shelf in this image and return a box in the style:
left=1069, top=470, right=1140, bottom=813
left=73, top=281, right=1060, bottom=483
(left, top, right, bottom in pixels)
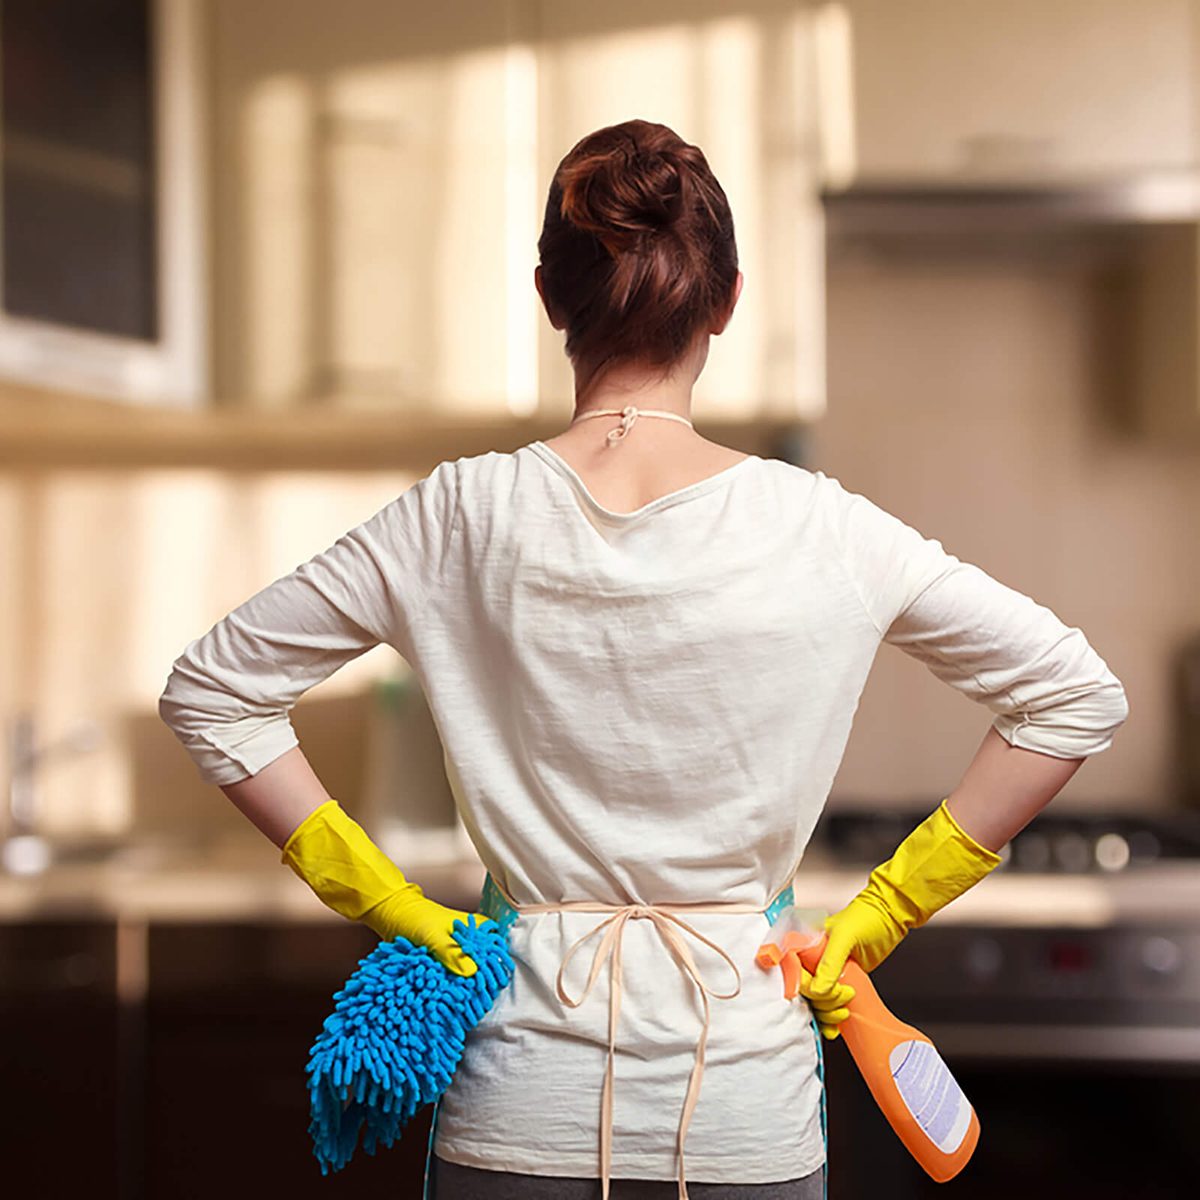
left=0, top=381, right=812, bottom=470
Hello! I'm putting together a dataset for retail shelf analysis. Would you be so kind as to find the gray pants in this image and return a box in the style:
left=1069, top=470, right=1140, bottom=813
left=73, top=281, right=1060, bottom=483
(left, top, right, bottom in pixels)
left=429, top=1154, right=826, bottom=1199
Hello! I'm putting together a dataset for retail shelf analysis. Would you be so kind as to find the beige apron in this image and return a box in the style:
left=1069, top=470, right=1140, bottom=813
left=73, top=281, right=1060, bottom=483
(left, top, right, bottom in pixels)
left=479, top=872, right=794, bottom=1200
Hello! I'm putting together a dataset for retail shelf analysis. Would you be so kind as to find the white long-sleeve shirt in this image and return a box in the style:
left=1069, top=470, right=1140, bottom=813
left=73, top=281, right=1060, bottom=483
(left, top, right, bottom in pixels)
left=158, top=440, right=1129, bottom=1185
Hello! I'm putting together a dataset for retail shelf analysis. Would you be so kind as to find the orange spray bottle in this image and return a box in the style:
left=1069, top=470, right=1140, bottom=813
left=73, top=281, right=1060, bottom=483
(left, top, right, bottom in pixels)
left=757, top=906, right=980, bottom=1183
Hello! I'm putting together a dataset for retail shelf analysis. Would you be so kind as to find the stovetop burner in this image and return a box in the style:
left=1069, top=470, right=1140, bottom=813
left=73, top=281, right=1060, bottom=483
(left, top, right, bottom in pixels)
left=815, top=806, right=1200, bottom=873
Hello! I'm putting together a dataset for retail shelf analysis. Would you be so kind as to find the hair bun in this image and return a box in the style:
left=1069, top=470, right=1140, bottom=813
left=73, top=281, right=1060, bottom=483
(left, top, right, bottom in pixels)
left=537, top=118, right=739, bottom=405
left=559, top=142, right=686, bottom=256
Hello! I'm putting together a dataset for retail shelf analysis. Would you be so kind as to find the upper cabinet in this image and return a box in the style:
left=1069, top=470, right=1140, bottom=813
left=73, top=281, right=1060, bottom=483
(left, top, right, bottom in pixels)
left=209, top=1, right=519, bottom=418
left=0, top=0, right=208, bottom=408
left=824, top=0, right=1198, bottom=185
left=210, top=0, right=827, bottom=422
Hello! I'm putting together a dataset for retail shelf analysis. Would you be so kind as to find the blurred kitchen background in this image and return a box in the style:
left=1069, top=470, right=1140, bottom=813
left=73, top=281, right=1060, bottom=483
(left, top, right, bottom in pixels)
left=1, top=1, right=1198, bottom=1197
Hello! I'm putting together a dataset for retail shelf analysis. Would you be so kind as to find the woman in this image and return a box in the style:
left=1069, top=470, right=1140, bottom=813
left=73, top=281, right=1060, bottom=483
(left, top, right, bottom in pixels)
left=158, top=119, right=1129, bottom=1199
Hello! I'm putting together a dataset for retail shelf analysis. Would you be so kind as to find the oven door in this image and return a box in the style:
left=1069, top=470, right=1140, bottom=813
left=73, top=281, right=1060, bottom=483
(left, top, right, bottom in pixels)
left=819, top=922, right=1200, bottom=1200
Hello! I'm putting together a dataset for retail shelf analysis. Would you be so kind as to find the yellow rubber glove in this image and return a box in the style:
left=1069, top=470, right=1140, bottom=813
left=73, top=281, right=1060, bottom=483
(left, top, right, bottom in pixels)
left=804, top=798, right=1002, bottom=1039
left=795, top=965, right=856, bottom=1041
left=280, top=798, right=490, bottom=977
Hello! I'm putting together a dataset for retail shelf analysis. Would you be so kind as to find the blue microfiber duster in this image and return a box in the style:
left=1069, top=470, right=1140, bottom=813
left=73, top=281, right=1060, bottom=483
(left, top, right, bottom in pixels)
left=305, top=913, right=515, bottom=1174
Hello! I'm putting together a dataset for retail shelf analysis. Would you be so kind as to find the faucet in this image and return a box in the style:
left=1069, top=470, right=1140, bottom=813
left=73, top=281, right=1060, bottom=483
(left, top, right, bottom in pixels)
left=3, top=711, right=103, bottom=875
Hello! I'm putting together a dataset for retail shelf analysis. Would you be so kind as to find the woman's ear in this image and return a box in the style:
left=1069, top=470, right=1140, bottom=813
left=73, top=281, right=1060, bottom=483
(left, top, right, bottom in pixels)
left=534, top=265, right=564, bottom=331
left=711, top=270, right=743, bottom=335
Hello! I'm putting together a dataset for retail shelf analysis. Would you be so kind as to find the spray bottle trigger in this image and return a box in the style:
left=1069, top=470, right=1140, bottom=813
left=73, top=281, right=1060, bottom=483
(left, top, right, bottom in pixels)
left=758, top=904, right=828, bottom=1000
left=755, top=942, right=783, bottom=969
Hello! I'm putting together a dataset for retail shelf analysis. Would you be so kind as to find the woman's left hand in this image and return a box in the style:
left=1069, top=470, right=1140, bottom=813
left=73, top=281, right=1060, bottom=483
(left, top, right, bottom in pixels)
left=795, top=964, right=856, bottom=1040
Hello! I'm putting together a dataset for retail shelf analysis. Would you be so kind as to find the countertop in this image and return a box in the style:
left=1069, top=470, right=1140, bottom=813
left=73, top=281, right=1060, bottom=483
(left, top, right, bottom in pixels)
left=0, top=846, right=490, bottom=923
left=5, top=842, right=1200, bottom=925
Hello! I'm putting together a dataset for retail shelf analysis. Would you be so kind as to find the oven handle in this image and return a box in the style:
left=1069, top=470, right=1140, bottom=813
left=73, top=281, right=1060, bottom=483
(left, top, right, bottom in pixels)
left=927, top=1023, right=1200, bottom=1065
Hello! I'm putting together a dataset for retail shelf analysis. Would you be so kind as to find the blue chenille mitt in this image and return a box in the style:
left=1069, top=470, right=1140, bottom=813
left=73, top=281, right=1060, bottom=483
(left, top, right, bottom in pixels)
left=305, top=912, right=515, bottom=1174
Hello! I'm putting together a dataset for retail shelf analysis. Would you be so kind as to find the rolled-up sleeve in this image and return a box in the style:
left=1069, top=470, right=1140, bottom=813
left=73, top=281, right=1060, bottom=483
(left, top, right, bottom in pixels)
left=820, top=472, right=1129, bottom=759
left=158, top=459, right=460, bottom=786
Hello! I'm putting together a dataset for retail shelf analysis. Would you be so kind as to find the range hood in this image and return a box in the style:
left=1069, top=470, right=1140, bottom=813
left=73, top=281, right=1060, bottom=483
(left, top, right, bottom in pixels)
left=819, top=172, right=1200, bottom=237
left=818, top=173, right=1200, bottom=444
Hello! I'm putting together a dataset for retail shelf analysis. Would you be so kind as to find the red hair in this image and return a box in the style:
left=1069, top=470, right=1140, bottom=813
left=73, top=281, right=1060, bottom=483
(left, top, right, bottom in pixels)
left=537, top=119, right=739, bottom=403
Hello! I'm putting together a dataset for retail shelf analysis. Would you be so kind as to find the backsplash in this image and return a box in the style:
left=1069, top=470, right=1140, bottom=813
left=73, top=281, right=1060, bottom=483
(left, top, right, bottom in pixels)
left=815, top=243, right=1193, bottom=809
left=0, top=467, right=424, bottom=846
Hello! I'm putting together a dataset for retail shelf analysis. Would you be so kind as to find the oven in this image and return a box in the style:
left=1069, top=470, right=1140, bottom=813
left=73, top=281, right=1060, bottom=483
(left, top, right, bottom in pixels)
left=807, top=808, right=1200, bottom=1200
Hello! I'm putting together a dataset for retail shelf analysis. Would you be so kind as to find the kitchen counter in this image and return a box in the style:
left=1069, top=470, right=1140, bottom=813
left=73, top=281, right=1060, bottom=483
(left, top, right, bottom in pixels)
left=0, top=849, right=490, bottom=923
left=5, top=845, right=1200, bottom=924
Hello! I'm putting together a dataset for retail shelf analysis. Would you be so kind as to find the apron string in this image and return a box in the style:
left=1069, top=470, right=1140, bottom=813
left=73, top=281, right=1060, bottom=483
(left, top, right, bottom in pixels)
left=490, top=877, right=773, bottom=1200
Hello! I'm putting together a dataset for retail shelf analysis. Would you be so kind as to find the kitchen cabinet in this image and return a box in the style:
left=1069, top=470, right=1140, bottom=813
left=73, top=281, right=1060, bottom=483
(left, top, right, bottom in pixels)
left=143, top=921, right=433, bottom=1199
left=210, top=0, right=518, bottom=418
left=211, top=0, right=826, bottom=422
left=0, top=875, right=485, bottom=1198
left=827, top=0, right=1197, bottom=185
left=0, top=920, right=122, bottom=1194
left=0, top=0, right=208, bottom=409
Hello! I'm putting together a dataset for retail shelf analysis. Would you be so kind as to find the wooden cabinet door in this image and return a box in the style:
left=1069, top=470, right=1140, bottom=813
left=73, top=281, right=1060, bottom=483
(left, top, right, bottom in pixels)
left=0, top=921, right=121, bottom=1195
left=144, top=921, right=433, bottom=1198
left=211, top=1, right=520, bottom=417
left=210, top=0, right=827, bottom=422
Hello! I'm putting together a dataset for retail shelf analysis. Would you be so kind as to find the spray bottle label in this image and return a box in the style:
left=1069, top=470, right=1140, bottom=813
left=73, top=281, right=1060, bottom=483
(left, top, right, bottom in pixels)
left=888, top=1039, right=972, bottom=1154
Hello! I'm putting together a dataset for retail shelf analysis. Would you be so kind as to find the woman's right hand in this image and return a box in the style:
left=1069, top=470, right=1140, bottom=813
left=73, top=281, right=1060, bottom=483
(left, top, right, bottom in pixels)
left=795, top=963, right=856, bottom=1040
left=802, top=797, right=1006, bottom=1038
left=801, top=891, right=910, bottom=1041
left=812, top=892, right=907, bottom=981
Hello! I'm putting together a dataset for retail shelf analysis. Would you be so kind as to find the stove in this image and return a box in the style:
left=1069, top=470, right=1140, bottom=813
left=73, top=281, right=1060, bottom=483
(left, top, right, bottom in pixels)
left=808, top=806, right=1200, bottom=1196
left=807, top=805, right=1200, bottom=1066
left=816, top=805, right=1200, bottom=874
